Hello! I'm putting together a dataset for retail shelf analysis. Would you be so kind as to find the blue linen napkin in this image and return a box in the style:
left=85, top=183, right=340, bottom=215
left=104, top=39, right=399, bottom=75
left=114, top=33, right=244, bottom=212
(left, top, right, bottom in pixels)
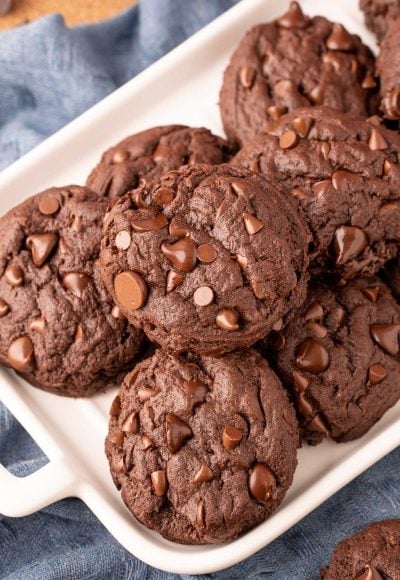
left=0, top=1, right=399, bottom=578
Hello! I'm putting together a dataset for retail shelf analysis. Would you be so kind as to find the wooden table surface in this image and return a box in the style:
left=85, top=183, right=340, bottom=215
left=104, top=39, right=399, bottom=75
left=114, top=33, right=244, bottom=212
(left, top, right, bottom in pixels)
left=0, top=0, right=137, bottom=30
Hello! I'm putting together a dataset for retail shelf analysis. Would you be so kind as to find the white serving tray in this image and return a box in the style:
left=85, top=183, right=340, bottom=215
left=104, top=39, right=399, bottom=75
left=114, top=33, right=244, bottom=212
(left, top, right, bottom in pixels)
left=0, top=0, right=399, bottom=575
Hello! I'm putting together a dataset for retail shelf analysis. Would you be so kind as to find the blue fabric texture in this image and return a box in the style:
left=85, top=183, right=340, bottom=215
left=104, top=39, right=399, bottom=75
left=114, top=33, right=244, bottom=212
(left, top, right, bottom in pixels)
left=0, top=1, right=399, bottom=578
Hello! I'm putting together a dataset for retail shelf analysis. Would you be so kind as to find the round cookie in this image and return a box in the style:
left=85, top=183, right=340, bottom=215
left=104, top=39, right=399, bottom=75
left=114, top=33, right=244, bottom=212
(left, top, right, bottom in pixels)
left=219, top=1, right=377, bottom=147
left=0, top=186, right=143, bottom=397
left=267, top=277, right=400, bottom=444
left=321, top=519, right=400, bottom=579
left=86, top=125, right=233, bottom=198
left=100, top=163, right=310, bottom=355
left=377, top=18, right=400, bottom=121
left=105, top=348, right=299, bottom=544
left=360, top=0, right=400, bottom=41
left=233, top=106, right=400, bottom=281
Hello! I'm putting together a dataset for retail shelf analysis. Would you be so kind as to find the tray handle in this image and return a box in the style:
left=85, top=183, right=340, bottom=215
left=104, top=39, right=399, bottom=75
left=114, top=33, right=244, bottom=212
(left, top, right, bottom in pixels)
left=0, top=458, right=77, bottom=517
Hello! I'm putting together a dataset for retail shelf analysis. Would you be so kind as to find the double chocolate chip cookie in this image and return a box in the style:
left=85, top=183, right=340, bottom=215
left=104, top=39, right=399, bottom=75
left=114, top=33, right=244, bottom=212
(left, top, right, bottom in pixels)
left=321, top=519, right=400, bottom=579
left=233, top=106, right=400, bottom=281
left=220, top=1, right=377, bottom=147
left=86, top=125, right=232, bottom=198
left=268, top=277, right=400, bottom=444
left=100, top=163, right=310, bottom=355
left=377, top=18, right=400, bottom=121
left=105, top=348, right=299, bottom=544
left=360, top=0, right=400, bottom=41
left=0, top=186, right=143, bottom=397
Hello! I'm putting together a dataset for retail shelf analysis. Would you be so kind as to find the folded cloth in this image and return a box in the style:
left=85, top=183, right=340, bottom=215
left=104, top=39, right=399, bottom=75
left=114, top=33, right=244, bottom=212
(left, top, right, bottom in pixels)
left=0, top=1, right=399, bottom=578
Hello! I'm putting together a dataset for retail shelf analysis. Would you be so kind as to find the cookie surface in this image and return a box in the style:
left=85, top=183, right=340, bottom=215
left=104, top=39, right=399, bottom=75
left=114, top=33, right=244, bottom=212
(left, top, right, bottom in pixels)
left=100, top=163, right=310, bottom=355
left=86, top=125, right=232, bottom=198
left=377, top=18, right=400, bottom=120
left=105, top=348, right=299, bottom=544
left=233, top=106, right=400, bottom=281
left=0, top=186, right=143, bottom=397
left=220, top=1, right=377, bottom=147
left=321, top=519, right=400, bottom=579
left=268, top=277, right=400, bottom=444
left=360, top=0, right=400, bottom=40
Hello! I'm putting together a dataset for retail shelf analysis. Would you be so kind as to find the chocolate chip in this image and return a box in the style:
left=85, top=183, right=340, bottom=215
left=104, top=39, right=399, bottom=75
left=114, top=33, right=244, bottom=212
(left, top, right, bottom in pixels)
left=109, top=396, right=121, bottom=416
left=108, top=431, right=124, bottom=446
left=297, top=392, right=314, bottom=418
left=331, top=170, right=358, bottom=191
left=362, top=73, right=377, bottom=89
left=152, top=144, right=169, bottom=161
left=161, top=239, right=197, bottom=272
left=321, top=142, right=331, bottom=160
left=236, top=253, right=248, bottom=269
left=242, top=212, right=264, bottom=235
left=29, top=317, right=46, bottom=333
left=307, top=322, right=328, bottom=339
left=248, top=463, right=276, bottom=503
left=326, top=23, right=354, bottom=51
left=26, top=233, right=58, bottom=267
left=114, top=271, right=148, bottom=310
left=193, top=286, right=214, bottom=306
left=165, top=413, right=193, bottom=454
left=62, top=272, right=90, bottom=298
left=293, top=116, right=313, bottom=138
left=334, top=226, right=368, bottom=265
left=250, top=158, right=260, bottom=173
left=369, top=127, right=388, bottom=151
left=111, top=305, right=126, bottom=320
left=292, top=188, right=308, bottom=200
left=313, top=180, right=331, bottom=198
left=382, top=88, right=400, bottom=120
left=240, top=66, right=256, bottom=89
left=216, top=308, right=239, bottom=331
left=272, top=318, right=284, bottom=331
left=304, top=302, right=324, bottom=322
left=112, top=149, right=129, bottom=164
left=308, top=413, right=330, bottom=437
left=122, top=411, right=140, bottom=434
left=131, top=213, right=168, bottom=232
left=356, top=564, right=383, bottom=580
left=322, top=51, right=342, bottom=72
left=7, top=336, right=35, bottom=373
left=184, top=380, right=208, bottom=406
left=74, top=325, right=84, bottom=342
left=196, top=499, right=205, bottom=528
left=169, top=221, right=188, bottom=238
left=115, top=230, right=131, bottom=250
left=197, top=244, right=217, bottom=263
left=131, top=190, right=146, bottom=209
left=370, top=324, right=400, bottom=355
left=383, top=160, right=395, bottom=176
left=138, top=387, right=158, bottom=402
left=296, top=338, right=330, bottom=374
left=166, top=270, right=184, bottom=293
left=277, top=1, right=308, bottom=28
left=222, top=425, right=242, bottom=451
left=231, top=182, right=246, bottom=196
left=142, top=436, right=154, bottom=450
left=362, top=286, right=380, bottom=303
left=368, top=364, right=387, bottom=385
left=4, top=265, right=24, bottom=287
left=154, top=187, right=174, bottom=206
left=38, top=197, right=60, bottom=216
left=151, top=470, right=168, bottom=496
left=193, top=463, right=213, bottom=484
left=308, top=83, right=325, bottom=105
left=0, top=298, right=9, bottom=318
left=267, top=105, right=287, bottom=121
left=292, top=370, right=310, bottom=393
left=279, top=130, right=298, bottom=150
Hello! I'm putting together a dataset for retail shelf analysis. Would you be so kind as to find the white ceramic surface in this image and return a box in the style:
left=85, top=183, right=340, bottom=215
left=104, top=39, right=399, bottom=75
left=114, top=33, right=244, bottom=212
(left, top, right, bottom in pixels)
left=0, top=0, right=399, bottom=574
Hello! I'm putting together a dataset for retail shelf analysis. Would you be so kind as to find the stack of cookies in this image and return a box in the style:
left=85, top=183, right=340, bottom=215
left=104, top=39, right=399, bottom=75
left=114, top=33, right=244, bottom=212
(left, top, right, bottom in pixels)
left=0, top=1, right=399, bottom=563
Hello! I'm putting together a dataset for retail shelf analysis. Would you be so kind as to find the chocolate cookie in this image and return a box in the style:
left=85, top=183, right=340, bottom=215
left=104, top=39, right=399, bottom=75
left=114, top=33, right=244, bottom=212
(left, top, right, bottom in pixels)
left=86, top=125, right=232, bottom=198
left=100, top=163, right=310, bottom=355
left=233, top=106, right=400, bottom=281
left=377, top=18, right=400, bottom=120
left=219, top=1, right=377, bottom=147
left=360, top=0, right=400, bottom=41
left=105, top=348, right=299, bottom=544
left=321, top=519, right=400, bottom=579
left=0, top=186, right=143, bottom=397
left=268, top=277, right=400, bottom=444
